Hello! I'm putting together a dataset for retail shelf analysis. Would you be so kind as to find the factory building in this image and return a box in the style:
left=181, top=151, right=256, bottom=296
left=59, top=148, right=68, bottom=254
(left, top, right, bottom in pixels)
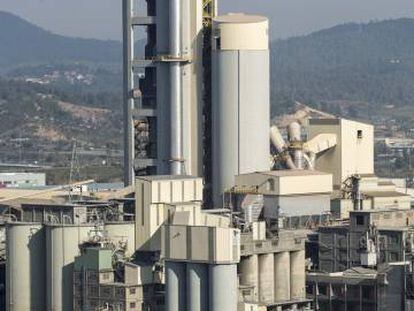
left=4, top=198, right=136, bottom=311
left=0, top=172, right=46, bottom=188
left=233, top=170, right=332, bottom=223
left=307, top=118, right=374, bottom=188
left=307, top=262, right=410, bottom=311
left=315, top=209, right=414, bottom=273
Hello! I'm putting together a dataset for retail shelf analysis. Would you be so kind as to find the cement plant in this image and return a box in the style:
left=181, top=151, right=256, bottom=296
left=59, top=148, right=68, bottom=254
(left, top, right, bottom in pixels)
left=1, top=1, right=414, bottom=311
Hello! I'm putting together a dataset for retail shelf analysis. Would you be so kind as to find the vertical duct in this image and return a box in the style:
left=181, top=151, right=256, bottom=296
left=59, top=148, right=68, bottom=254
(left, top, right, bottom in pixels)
left=169, top=0, right=183, bottom=175
left=122, top=0, right=134, bottom=185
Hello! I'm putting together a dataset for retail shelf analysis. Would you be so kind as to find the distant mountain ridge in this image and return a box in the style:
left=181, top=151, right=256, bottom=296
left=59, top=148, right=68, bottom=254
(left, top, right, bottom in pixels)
left=1, top=11, right=414, bottom=113
left=271, top=18, right=414, bottom=112
left=0, top=11, right=122, bottom=69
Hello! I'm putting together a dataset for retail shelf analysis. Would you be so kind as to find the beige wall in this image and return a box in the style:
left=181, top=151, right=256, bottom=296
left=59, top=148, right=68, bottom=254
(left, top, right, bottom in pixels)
left=308, top=119, right=374, bottom=187
left=162, top=225, right=240, bottom=264
left=235, top=171, right=332, bottom=196
left=135, top=176, right=203, bottom=251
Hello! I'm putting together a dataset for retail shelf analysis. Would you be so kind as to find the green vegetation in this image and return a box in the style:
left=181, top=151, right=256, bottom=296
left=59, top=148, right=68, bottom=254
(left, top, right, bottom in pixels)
left=271, top=18, right=414, bottom=115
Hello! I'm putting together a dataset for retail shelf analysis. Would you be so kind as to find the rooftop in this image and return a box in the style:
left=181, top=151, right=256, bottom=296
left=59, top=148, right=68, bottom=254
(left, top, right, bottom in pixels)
left=136, top=175, right=200, bottom=182
left=214, top=13, right=267, bottom=24
left=240, top=169, right=331, bottom=178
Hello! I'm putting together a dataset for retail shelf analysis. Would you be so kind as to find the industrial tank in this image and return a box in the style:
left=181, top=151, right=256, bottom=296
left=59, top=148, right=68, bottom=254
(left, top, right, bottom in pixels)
left=6, top=222, right=46, bottom=311
left=186, top=263, right=208, bottom=311
left=212, top=13, right=270, bottom=207
left=46, top=224, right=95, bottom=311
left=105, top=221, right=135, bottom=257
left=165, top=261, right=186, bottom=311
left=208, top=264, right=237, bottom=311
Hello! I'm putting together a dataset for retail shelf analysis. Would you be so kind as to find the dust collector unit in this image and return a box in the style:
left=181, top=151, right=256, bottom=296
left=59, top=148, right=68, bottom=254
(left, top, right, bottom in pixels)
left=211, top=14, right=270, bottom=207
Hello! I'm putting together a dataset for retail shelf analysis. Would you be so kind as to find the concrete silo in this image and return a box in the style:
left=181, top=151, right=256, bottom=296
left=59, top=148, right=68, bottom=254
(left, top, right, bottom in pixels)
left=212, top=13, right=270, bottom=207
left=6, top=223, right=46, bottom=311
left=46, top=224, right=95, bottom=311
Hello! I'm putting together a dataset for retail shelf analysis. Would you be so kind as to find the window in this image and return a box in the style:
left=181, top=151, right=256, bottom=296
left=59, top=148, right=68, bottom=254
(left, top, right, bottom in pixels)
left=356, top=215, right=365, bottom=225
left=130, top=302, right=136, bottom=309
left=357, top=130, right=363, bottom=139
left=130, top=288, right=136, bottom=295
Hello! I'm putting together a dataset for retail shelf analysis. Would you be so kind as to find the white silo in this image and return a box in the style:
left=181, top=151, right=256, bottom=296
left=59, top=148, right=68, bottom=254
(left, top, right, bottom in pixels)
left=212, top=13, right=270, bottom=207
left=6, top=223, right=46, bottom=311
left=46, top=224, right=95, bottom=311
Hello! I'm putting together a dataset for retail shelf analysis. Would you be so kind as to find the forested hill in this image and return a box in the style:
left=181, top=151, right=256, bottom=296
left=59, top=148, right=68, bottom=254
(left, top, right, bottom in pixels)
left=0, top=11, right=121, bottom=69
left=271, top=18, right=414, bottom=114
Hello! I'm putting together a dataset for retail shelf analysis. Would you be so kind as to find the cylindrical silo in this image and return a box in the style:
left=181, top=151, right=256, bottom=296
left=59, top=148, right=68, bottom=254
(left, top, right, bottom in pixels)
left=46, top=224, right=95, bottom=311
left=212, top=13, right=270, bottom=207
left=259, top=253, right=274, bottom=302
left=186, top=263, right=208, bottom=311
left=105, top=222, right=135, bottom=257
left=208, top=264, right=237, bottom=311
left=290, top=250, right=305, bottom=300
left=274, top=251, right=291, bottom=301
left=6, top=222, right=46, bottom=311
left=239, top=254, right=259, bottom=301
left=165, top=261, right=186, bottom=311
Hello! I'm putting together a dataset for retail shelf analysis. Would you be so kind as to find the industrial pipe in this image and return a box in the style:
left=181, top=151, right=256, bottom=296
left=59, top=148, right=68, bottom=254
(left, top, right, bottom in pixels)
left=287, top=122, right=301, bottom=142
left=270, top=125, right=286, bottom=154
left=270, top=125, right=297, bottom=169
left=169, top=0, right=183, bottom=175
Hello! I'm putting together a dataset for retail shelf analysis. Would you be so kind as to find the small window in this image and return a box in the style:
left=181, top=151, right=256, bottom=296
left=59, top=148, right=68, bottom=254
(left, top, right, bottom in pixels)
left=130, top=302, right=136, bottom=309
left=356, top=215, right=364, bottom=225
left=130, top=288, right=136, bottom=295
left=357, top=130, right=363, bottom=139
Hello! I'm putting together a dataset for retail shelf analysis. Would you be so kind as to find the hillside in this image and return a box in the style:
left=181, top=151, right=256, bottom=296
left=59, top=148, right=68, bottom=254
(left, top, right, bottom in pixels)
left=271, top=18, right=414, bottom=114
left=0, top=11, right=122, bottom=69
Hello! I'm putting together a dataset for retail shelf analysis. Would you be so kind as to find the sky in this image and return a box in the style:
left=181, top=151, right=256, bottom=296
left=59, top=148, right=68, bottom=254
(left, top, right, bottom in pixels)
left=0, top=0, right=413, bottom=41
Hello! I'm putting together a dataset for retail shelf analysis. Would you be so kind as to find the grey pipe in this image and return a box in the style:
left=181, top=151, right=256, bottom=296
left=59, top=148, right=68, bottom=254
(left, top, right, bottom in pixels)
left=169, top=0, right=183, bottom=175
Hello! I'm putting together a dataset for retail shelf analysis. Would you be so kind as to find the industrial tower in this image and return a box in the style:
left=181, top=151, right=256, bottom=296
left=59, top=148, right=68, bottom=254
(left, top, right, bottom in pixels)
left=123, top=0, right=216, bottom=186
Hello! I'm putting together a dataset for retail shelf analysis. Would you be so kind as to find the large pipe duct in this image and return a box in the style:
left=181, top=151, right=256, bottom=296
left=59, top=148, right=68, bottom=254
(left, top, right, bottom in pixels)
left=270, top=126, right=286, bottom=154
left=270, top=125, right=297, bottom=169
left=169, top=0, right=183, bottom=175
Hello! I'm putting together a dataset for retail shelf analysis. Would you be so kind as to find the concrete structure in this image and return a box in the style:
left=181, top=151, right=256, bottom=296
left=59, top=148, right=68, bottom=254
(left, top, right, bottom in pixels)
left=135, top=175, right=203, bottom=251
left=212, top=14, right=270, bottom=207
left=6, top=223, right=45, bottom=311
left=123, top=0, right=216, bottom=182
left=307, top=262, right=410, bottom=311
left=238, top=230, right=310, bottom=308
left=46, top=224, right=95, bottom=311
left=233, top=170, right=333, bottom=220
left=317, top=209, right=414, bottom=272
left=0, top=173, right=46, bottom=188
left=308, top=118, right=374, bottom=187
left=331, top=174, right=411, bottom=219
left=73, top=247, right=163, bottom=311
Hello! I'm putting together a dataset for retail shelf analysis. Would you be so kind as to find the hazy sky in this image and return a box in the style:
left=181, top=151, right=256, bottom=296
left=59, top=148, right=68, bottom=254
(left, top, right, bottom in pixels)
left=0, top=0, right=413, bottom=40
